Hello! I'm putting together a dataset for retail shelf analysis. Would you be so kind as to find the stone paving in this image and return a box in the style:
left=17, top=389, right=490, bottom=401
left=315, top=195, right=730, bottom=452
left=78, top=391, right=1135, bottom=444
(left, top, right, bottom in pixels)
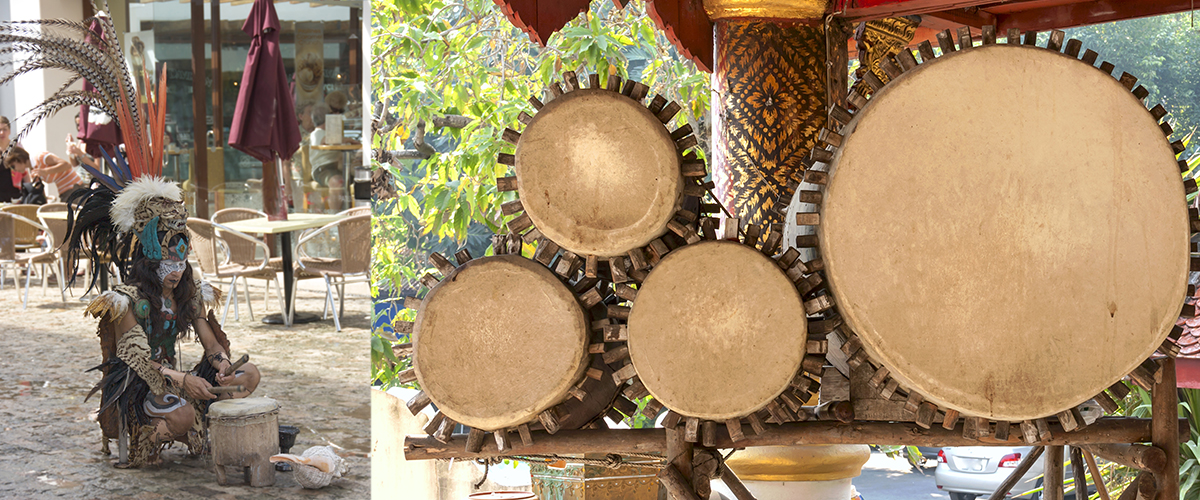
left=0, top=272, right=372, bottom=499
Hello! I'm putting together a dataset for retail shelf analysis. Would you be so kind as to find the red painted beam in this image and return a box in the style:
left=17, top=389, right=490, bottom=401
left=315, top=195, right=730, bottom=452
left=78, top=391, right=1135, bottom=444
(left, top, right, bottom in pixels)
left=995, top=0, right=1199, bottom=32
left=648, top=0, right=714, bottom=73
left=837, top=0, right=1004, bottom=22
left=1178, top=356, right=1200, bottom=389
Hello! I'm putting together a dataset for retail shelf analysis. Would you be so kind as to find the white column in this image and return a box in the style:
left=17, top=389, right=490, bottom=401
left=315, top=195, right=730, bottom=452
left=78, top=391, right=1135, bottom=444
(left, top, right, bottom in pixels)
left=8, top=0, right=84, bottom=155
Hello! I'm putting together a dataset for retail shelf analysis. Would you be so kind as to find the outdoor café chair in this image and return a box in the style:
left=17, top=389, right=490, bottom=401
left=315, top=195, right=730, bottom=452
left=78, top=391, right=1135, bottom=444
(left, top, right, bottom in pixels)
left=35, top=203, right=70, bottom=302
left=187, top=217, right=285, bottom=325
left=212, top=207, right=284, bottom=312
left=293, top=213, right=369, bottom=332
left=0, top=211, right=58, bottom=309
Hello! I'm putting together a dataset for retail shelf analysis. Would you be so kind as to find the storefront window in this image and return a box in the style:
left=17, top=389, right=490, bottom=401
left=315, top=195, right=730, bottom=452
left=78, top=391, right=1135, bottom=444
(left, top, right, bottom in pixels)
left=126, top=0, right=363, bottom=214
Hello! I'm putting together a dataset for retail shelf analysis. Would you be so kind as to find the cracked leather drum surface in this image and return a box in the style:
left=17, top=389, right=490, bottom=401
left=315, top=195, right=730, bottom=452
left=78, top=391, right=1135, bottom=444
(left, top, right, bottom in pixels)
left=413, top=255, right=589, bottom=430
left=819, top=45, right=1188, bottom=420
left=516, top=88, right=682, bottom=257
left=627, top=241, right=808, bottom=420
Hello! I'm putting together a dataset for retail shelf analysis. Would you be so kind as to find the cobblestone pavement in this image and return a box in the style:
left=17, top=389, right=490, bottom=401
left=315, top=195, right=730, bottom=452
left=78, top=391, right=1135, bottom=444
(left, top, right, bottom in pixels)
left=0, top=274, right=372, bottom=499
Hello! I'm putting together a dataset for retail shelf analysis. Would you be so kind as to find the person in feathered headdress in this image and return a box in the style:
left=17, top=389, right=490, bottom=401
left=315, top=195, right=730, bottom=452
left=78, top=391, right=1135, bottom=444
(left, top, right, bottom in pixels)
left=0, top=8, right=261, bottom=468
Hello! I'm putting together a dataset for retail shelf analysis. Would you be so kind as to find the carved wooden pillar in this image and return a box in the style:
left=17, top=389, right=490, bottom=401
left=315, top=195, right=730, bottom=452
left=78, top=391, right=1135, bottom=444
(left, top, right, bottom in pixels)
left=710, top=18, right=828, bottom=227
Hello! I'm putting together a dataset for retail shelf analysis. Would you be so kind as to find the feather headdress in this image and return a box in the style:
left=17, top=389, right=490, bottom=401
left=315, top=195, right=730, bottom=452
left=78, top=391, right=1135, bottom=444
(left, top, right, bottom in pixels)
left=0, top=4, right=184, bottom=292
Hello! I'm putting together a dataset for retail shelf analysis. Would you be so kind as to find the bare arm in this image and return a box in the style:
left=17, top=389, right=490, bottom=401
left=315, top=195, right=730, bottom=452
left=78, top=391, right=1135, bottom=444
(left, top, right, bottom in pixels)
left=194, top=309, right=234, bottom=384
left=116, top=309, right=214, bottom=400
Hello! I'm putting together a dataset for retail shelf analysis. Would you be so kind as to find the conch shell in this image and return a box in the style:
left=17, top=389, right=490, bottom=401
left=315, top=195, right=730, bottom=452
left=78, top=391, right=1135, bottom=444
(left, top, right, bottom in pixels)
left=270, top=452, right=338, bottom=473
left=270, top=445, right=348, bottom=489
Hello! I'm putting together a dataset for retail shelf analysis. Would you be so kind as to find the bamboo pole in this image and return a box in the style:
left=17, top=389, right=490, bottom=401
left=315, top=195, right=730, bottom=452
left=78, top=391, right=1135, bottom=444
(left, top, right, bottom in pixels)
left=666, top=426, right=696, bottom=500
left=1152, top=357, right=1180, bottom=500
left=404, top=418, right=1185, bottom=461
left=1045, top=445, right=1064, bottom=500
left=1071, top=447, right=1088, bottom=500
left=1082, top=443, right=1167, bottom=473
left=718, top=461, right=758, bottom=500
left=1082, top=449, right=1111, bottom=500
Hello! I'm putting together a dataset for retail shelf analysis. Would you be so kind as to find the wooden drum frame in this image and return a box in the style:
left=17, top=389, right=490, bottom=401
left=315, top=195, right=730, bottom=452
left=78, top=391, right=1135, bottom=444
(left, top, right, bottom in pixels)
left=785, top=28, right=1195, bottom=434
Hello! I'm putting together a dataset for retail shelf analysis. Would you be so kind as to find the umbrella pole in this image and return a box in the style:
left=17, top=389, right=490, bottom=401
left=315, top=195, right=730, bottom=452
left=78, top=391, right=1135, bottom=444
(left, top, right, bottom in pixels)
left=263, top=155, right=288, bottom=221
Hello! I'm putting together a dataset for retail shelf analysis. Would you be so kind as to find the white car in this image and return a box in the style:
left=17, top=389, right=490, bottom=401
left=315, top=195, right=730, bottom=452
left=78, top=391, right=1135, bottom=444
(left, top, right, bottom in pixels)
left=935, top=446, right=1084, bottom=500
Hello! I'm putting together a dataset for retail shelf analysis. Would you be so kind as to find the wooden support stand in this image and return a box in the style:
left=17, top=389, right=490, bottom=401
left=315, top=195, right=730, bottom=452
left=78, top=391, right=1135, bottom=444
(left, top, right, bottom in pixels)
left=405, top=418, right=1185, bottom=461
left=1044, top=445, right=1064, bottom=500
left=1153, top=357, right=1180, bottom=500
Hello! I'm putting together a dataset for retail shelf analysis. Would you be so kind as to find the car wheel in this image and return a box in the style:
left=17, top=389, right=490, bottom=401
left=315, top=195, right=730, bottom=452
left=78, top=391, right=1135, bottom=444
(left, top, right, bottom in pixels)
left=949, top=493, right=977, bottom=500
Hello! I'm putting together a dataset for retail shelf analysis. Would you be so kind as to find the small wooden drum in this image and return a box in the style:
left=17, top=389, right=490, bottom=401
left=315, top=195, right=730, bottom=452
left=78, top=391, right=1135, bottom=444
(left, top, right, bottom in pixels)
left=414, top=255, right=591, bottom=432
left=209, top=397, right=280, bottom=487
left=501, top=71, right=701, bottom=258
left=627, top=240, right=809, bottom=420
left=807, top=41, right=1189, bottom=421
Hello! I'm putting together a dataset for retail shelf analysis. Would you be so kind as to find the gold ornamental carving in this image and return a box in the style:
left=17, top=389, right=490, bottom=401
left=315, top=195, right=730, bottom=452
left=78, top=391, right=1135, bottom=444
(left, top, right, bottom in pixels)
left=704, top=0, right=831, bottom=20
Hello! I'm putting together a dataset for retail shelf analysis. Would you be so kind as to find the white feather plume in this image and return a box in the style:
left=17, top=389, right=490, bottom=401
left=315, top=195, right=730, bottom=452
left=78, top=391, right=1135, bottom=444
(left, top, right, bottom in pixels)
left=110, top=177, right=182, bottom=234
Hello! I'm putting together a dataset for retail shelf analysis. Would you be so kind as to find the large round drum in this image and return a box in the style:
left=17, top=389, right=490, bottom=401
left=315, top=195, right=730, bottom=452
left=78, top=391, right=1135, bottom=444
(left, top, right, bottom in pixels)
left=627, top=241, right=809, bottom=420
left=817, top=43, right=1189, bottom=420
left=413, top=255, right=590, bottom=431
left=516, top=88, right=682, bottom=257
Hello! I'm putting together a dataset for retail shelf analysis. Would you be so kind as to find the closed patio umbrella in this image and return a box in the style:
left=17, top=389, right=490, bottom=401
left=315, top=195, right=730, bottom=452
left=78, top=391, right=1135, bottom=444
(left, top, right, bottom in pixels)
left=79, top=13, right=121, bottom=160
left=228, top=0, right=300, bottom=221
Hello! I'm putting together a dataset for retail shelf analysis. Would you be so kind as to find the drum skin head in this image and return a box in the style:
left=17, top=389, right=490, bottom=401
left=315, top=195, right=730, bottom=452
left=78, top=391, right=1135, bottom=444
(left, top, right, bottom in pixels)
left=627, top=241, right=808, bottom=420
left=413, top=256, right=589, bottom=431
left=208, top=397, right=279, bottom=418
left=516, top=88, right=682, bottom=257
left=819, top=44, right=1189, bottom=420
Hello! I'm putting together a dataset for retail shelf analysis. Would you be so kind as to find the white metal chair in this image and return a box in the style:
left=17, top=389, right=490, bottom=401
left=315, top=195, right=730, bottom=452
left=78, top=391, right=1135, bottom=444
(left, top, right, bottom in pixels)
left=293, top=213, right=370, bottom=331
left=212, top=207, right=282, bottom=313
left=0, top=212, right=58, bottom=309
left=36, top=203, right=69, bottom=302
left=187, top=217, right=284, bottom=325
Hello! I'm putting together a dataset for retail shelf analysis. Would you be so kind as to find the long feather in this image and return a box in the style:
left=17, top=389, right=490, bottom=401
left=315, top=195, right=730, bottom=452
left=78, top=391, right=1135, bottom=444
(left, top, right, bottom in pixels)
left=97, top=146, right=130, bottom=186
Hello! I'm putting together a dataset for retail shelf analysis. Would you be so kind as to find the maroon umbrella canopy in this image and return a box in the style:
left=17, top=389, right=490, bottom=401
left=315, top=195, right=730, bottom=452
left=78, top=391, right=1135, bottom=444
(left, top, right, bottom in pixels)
left=79, top=15, right=121, bottom=158
left=228, top=0, right=300, bottom=163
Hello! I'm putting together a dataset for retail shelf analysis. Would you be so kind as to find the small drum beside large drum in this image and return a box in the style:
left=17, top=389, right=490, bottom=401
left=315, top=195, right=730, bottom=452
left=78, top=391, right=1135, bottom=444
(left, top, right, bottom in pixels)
left=413, top=255, right=593, bottom=432
left=803, top=42, right=1189, bottom=421
left=627, top=240, right=811, bottom=420
left=209, top=397, right=280, bottom=487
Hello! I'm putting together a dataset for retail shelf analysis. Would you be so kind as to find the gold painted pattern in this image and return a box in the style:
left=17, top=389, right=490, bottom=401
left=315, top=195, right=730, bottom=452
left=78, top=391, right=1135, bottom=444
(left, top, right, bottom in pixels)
left=713, top=20, right=827, bottom=226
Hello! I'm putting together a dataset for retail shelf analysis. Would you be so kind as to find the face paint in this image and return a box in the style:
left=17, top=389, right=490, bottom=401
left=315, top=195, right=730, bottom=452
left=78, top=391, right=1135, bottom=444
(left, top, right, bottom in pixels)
left=157, top=259, right=186, bottom=285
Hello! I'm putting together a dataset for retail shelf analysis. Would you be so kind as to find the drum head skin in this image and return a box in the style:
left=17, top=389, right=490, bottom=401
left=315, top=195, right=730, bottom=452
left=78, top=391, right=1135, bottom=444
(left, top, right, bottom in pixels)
left=819, top=44, right=1188, bottom=420
left=414, top=255, right=589, bottom=430
left=627, top=241, right=808, bottom=420
left=208, top=397, right=279, bottom=418
left=516, top=88, right=682, bottom=257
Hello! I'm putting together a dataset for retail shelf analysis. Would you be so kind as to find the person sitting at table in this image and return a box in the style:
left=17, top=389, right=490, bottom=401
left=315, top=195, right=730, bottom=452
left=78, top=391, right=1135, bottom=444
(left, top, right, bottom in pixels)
left=309, top=105, right=358, bottom=212
left=4, top=146, right=85, bottom=202
left=0, top=116, right=24, bottom=202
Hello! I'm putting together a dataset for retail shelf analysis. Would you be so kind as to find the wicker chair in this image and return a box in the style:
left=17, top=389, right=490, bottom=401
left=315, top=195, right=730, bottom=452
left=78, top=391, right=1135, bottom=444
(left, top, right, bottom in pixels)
left=1, top=204, right=42, bottom=251
left=212, top=208, right=283, bottom=313
left=293, top=213, right=369, bottom=331
left=0, top=212, right=57, bottom=308
left=35, top=203, right=69, bottom=302
left=187, top=217, right=283, bottom=325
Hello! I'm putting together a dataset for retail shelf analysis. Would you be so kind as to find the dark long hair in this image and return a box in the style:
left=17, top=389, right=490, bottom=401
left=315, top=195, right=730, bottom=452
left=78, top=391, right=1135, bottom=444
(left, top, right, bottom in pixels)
left=128, top=251, right=197, bottom=344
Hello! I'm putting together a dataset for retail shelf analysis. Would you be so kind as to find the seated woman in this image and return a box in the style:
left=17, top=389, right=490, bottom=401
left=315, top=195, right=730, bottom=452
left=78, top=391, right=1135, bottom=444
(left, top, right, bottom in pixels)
left=4, top=145, right=85, bottom=201
left=71, top=176, right=260, bottom=468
